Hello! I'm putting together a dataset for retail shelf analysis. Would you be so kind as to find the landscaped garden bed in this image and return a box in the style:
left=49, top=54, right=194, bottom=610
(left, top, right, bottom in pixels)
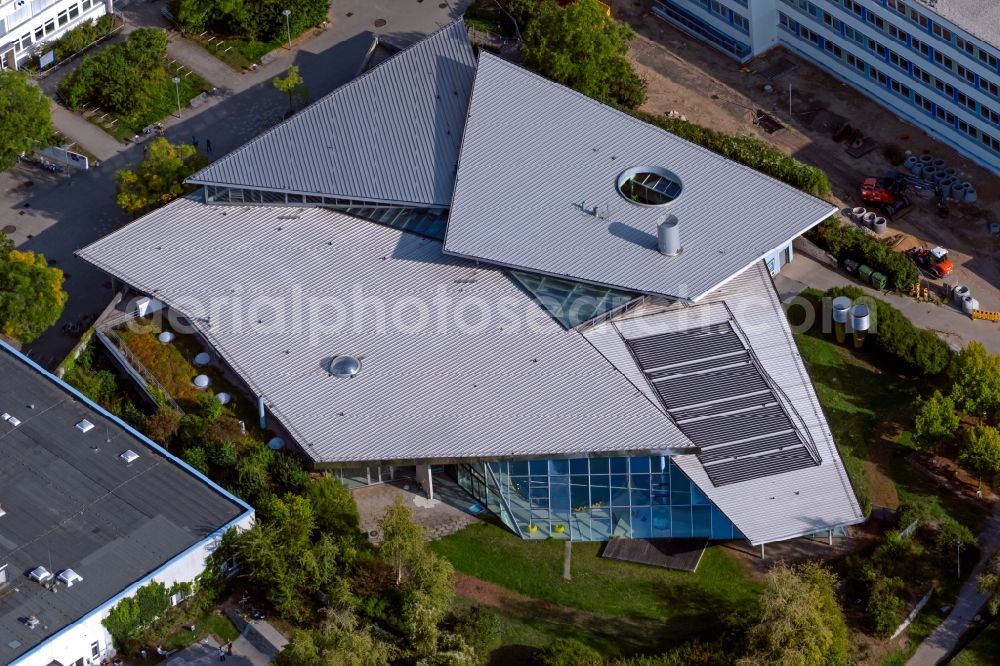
left=58, top=28, right=212, bottom=142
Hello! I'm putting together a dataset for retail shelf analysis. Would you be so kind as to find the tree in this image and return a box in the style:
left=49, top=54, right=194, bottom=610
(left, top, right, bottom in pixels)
left=950, top=342, right=1000, bottom=416
left=738, top=561, right=848, bottom=666
left=275, top=609, right=394, bottom=666
left=378, top=498, right=425, bottom=585
left=0, top=71, right=54, bottom=170
left=0, top=249, right=67, bottom=343
left=307, top=474, right=361, bottom=537
left=978, top=553, right=1000, bottom=616
left=960, top=426, right=1000, bottom=491
left=521, top=0, right=646, bottom=109
left=913, top=390, right=960, bottom=452
left=273, top=65, right=308, bottom=113
left=115, top=138, right=209, bottom=216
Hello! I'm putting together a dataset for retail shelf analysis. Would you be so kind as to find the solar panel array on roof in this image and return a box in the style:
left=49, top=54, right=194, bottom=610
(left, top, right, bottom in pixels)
left=625, top=322, right=819, bottom=486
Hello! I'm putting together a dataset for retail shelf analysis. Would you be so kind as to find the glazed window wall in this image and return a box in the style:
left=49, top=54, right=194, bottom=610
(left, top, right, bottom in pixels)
left=458, top=456, right=742, bottom=541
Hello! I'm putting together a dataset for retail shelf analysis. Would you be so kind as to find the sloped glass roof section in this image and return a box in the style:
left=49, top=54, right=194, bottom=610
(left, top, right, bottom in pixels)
left=511, top=271, right=639, bottom=329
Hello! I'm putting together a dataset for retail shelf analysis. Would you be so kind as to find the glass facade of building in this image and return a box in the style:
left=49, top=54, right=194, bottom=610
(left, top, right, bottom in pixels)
left=457, top=455, right=742, bottom=541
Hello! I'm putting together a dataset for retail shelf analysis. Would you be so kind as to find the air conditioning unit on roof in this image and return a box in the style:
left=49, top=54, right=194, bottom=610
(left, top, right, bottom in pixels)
left=29, top=566, right=52, bottom=583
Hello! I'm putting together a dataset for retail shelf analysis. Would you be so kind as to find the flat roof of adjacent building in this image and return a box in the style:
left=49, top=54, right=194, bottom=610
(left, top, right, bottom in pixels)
left=0, top=344, right=250, bottom=664
left=442, top=53, right=836, bottom=302
left=920, top=0, right=1000, bottom=50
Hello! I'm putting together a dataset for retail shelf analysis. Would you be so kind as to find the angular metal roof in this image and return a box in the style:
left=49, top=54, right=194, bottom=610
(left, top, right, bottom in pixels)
left=186, top=21, right=476, bottom=207
left=584, top=262, right=865, bottom=544
left=77, top=197, right=693, bottom=464
left=443, top=53, right=837, bottom=301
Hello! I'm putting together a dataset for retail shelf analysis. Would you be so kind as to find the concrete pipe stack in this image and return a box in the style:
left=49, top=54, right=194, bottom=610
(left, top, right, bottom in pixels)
left=952, top=284, right=970, bottom=306
left=862, top=212, right=877, bottom=228
left=965, top=186, right=978, bottom=203
left=851, top=206, right=867, bottom=222
left=931, top=158, right=946, bottom=170
left=832, top=296, right=852, bottom=344
left=873, top=217, right=888, bottom=235
left=904, top=156, right=918, bottom=172
left=950, top=181, right=968, bottom=199
left=963, top=296, right=979, bottom=316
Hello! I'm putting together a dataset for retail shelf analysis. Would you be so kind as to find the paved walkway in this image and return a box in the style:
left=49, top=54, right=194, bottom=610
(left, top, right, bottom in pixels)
left=354, top=473, right=482, bottom=543
left=774, top=251, right=1000, bottom=354
left=907, top=500, right=1000, bottom=665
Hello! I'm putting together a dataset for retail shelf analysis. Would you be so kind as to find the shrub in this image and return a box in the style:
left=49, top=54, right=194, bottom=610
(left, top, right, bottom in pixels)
left=453, top=606, right=502, bottom=658
left=933, top=517, right=976, bottom=561
left=184, top=446, right=210, bottom=475
left=949, top=342, right=1000, bottom=415
left=913, top=390, right=959, bottom=450
left=633, top=113, right=830, bottom=197
left=307, top=475, right=361, bottom=537
left=197, top=391, right=223, bottom=421
left=540, top=638, right=603, bottom=666
left=144, top=405, right=182, bottom=443
left=45, top=14, right=116, bottom=61
left=867, top=576, right=905, bottom=639
left=808, top=219, right=919, bottom=291
left=270, top=452, right=309, bottom=493
left=177, top=0, right=327, bottom=44
left=823, top=286, right=950, bottom=375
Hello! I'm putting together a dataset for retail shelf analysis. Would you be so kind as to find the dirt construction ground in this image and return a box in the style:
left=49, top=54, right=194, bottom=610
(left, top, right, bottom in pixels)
left=618, top=2, right=1000, bottom=313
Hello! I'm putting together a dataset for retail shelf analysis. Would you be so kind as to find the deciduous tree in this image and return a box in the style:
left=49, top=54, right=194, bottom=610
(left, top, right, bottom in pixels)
left=275, top=608, right=394, bottom=666
left=307, top=474, right=361, bottom=538
left=521, top=0, right=646, bottom=109
left=0, top=71, right=53, bottom=170
left=978, top=553, right=1000, bottom=616
left=116, top=138, right=209, bottom=216
left=273, top=64, right=308, bottom=113
left=379, top=497, right=424, bottom=586
left=0, top=248, right=66, bottom=343
left=913, top=390, right=959, bottom=452
left=960, top=426, right=1000, bottom=490
left=950, top=342, right=1000, bottom=416
left=738, top=561, right=848, bottom=666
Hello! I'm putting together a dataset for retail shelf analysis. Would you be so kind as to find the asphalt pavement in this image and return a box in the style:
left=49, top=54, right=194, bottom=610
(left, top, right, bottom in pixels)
left=4, top=0, right=470, bottom=369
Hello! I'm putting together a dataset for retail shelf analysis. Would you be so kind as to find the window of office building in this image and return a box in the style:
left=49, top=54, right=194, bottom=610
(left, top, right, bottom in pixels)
left=983, top=132, right=1000, bottom=153
left=887, top=25, right=907, bottom=44
left=870, top=67, right=887, bottom=85
left=44, top=19, right=55, bottom=34
left=936, top=106, right=955, bottom=125
left=869, top=41, right=887, bottom=59
left=956, top=92, right=976, bottom=112
left=980, top=51, right=998, bottom=70
left=935, top=79, right=955, bottom=98
left=956, top=65, right=976, bottom=85
left=57, top=9, right=68, bottom=26
left=825, top=40, right=843, bottom=59
left=800, top=26, right=819, bottom=47
left=912, top=38, right=930, bottom=58
left=982, top=106, right=1000, bottom=126
left=710, top=0, right=727, bottom=20
left=18, top=33, right=31, bottom=52
left=909, top=8, right=928, bottom=29
left=914, top=93, right=933, bottom=113
left=957, top=120, right=976, bottom=137
left=913, top=65, right=931, bottom=85
left=890, top=79, right=910, bottom=98
left=845, top=0, right=862, bottom=19
left=779, top=11, right=793, bottom=30
left=886, top=0, right=906, bottom=15
left=847, top=53, right=866, bottom=74
left=934, top=51, right=953, bottom=69
left=955, top=37, right=975, bottom=57
left=733, top=12, right=749, bottom=33
left=69, top=3, right=79, bottom=19
left=932, top=23, right=952, bottom=44
left=35, top=25, right=44, bottom=40
left=866, top=11, right=884, bottom=31
left=890, top=51, right=909, bottom=72
left=844, top=25, right=864, bottom=46
left=82, top=0, right=92, bottom=9
left=823, top=13, right=841, bottom=32
left=982, top=78, right=999, bottom=98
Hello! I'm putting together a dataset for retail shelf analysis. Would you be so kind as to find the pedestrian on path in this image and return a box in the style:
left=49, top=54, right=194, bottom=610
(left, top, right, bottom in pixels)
left=140, top=648, right=147, bottom=660
left=206, top=139, right=212, bottom=153
left=226, top=641, right=233, bottom=656
left=142, top=146, right=148, bottom=159
left=218, top=646, right=226, bottom=661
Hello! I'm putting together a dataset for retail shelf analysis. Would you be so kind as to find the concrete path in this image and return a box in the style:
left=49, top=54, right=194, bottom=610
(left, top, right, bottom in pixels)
left=774, top=252, right=1000, bottom=355
left=50, top=103, right=124, bottom=162
left=907, top=500, right=1000, bottom=665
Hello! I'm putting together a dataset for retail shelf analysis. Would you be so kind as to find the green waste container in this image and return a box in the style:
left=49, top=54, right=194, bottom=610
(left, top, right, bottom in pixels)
left=870, top=271, right=888, bottom=290
left=859, top=264, right=874, bottom=283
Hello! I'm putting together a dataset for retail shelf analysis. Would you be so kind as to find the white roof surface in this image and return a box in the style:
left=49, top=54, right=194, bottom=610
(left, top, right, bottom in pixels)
left=78, top=197, right=692, bottom=463
left=585, top=262, right=864, bottom=544
left=922, top=0, right=1000, bottom=49
left=187, top=22, right=476, bottom=207
left=443, top=53, right=837, bottom=302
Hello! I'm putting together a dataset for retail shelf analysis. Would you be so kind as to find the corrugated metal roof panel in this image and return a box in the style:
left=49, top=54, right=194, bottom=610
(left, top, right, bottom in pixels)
left=77, top=197, right=693, bottom=464
left=187, top=22, right=476, bottom=207
left=443, top=53, right=837, bottom=301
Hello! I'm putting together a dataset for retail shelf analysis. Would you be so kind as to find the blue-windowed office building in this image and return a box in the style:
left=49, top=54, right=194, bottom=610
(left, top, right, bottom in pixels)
left=78, top=23, right=864, bottom=549
left=652, top=0, right=1000, bottom=175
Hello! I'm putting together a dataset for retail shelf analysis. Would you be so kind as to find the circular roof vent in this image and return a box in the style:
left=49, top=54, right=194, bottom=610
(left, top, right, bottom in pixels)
left=330, top=355, right=362, bottom=379
left=616, top=166, right=682, bottom=207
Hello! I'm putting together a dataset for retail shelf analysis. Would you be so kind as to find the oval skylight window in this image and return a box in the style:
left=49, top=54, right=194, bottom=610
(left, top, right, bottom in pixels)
left=616, top=166, right=682, bottom=206
left=330, top=355, right=362, bottom=379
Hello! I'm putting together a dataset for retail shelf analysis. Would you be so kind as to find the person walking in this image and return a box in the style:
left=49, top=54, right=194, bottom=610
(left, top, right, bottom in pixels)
left=142, top=146, right=148, bottom=159
left=226, top=642, right=233, bottom=656
left=218, top=645, right=226, bottom=661
left=206, top=139, right=212, bottom=153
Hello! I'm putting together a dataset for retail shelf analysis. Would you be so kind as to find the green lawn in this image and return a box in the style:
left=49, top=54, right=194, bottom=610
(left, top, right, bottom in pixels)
left=162, top=611, right=239, bottom=651
left=950, top=619, right=1000, bottom=666
left=432, top=522, right=759, bottom=633
left=794, top=331, right=920, bottom=515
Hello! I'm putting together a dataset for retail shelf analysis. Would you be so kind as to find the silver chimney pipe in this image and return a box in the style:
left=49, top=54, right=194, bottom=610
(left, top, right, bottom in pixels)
left=657, top=214, right=681, bottom=256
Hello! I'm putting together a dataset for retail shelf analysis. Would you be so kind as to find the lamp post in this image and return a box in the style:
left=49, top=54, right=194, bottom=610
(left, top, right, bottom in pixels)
left=956, top=539, right=963, bottom=579
left=282, top=9, right=292, bottom=51
left=172, top=76, right=181, bottom=118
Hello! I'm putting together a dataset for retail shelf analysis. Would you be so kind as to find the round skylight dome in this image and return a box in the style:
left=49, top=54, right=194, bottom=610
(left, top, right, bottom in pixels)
left=616, top=166, right=683, bottom=206
left=330, top=355, right=362, bottom=379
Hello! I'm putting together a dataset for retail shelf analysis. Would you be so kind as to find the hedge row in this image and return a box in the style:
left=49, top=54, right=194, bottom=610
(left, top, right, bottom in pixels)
left=46, top=14, right=115, bottom=62
left=824, top=285, right=951, bottom=375
left=807, top=218, right=919, bottom=292
left=632, top=111, right=831, bottom=197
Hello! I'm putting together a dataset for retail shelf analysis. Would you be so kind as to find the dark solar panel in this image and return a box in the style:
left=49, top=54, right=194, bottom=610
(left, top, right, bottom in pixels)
left=625, top=321, right=819, bottom=486
left=704, top=447, right=817, bottom=486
